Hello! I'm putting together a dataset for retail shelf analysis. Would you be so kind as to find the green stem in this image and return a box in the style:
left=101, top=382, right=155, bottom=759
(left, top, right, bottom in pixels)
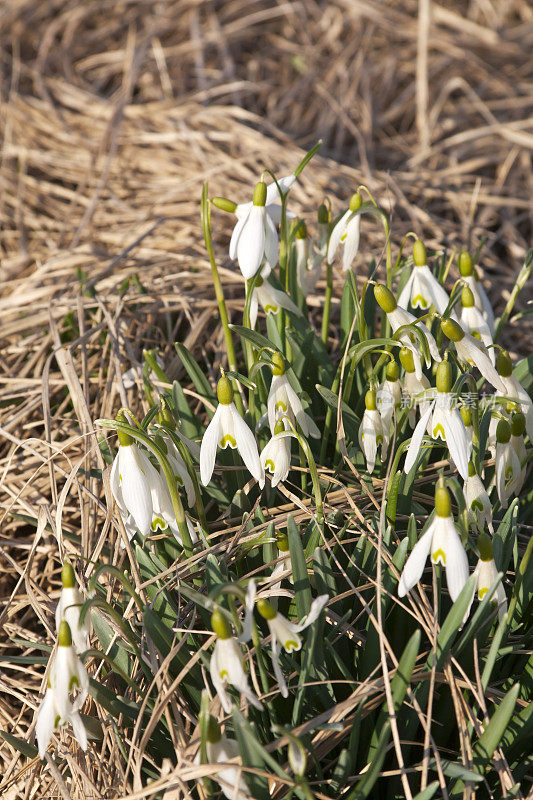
left=202, top=182, right=244, bottom=416
left=321, top=261, right=333, bottom=347
left=494, top=248, right=533, bottom=341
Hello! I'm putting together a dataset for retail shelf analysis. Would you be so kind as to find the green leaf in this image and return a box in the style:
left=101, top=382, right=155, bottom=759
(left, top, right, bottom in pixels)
left=174, top=343, right=215, bottom=409
left=345, top=721, right=391, bottom=799
left=287, top=515, right=311, bottom=618
left=316, top=384, right=361, bottom=440
left=472, top=683, right=520, bottom=771
left=428, top=574, right=476, bottom=670
left=0, top=730, right=39, bottom=759
left=229, top=324, right=278, bottom=354
left=411, top=782, right=440, bottom=800
left=232, top=708, right=286, bottom=799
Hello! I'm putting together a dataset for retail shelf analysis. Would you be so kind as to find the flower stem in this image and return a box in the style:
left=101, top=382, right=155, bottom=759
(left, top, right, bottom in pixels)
left=321, top=260, right=333, bottom=346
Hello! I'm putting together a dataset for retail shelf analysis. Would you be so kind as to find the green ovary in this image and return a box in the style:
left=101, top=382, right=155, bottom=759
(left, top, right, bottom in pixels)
left=219, top=434, right=237, bottom=449
left=432, top=548, right=446, bottom=565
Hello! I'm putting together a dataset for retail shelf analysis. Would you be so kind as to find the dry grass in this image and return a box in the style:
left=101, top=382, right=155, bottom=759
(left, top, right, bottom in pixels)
left=0, top=1, right=532, bottom=797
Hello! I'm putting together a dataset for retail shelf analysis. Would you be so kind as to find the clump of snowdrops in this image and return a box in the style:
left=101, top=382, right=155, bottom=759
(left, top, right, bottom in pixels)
left=28, top=144, right=533, bottom=799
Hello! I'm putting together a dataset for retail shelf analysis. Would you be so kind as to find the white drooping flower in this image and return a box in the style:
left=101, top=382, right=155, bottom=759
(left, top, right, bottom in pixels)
left=36, top=621, right=89, bottom=760
left=509, top=413, right=527, bottom=496
left=398, top=240, right=452, bottom=316
left=110, top=425, right=163, bottom=536
left=327, top=192, right=362, bottom=271
left=359, top=389, right=385, bottom=473
left=404, top=362, right=471, bottom=481
left=256, top=593, right=329, bottom=698
left=249, top=275, right=302, bottom=330
left=195, top=718, right=251, bottom=800
left=441, top=318, right=505, bottom=394
left=472, top=534, right=507, bottom=620
left=270, top=533, right=293, bottom=596
left=267, top=353, right=319, bottom=438
left=209, top=608, right=262, bottom=714
left=376, top=361, right=403, bottom=451
left=200, top=376, right=263, bottom=487
left=496, top=351, right=533, bottom=442
left=235, top=174, right=296, bottom=226
left=55, top=563, right=90, bottom=655
left=463, top=464, right=493, bottom=534
left=494, top=419, right=522, bottom=508
left=229, top=180, right=282, bottom=278
left=458, top=251, right=495, bottom=335
left=398, top=483, right=470, bottom=604
left=459, top=285, right=494, bottom=363
left=374, top=284, right=441, bottom=381
left=260, top=418, right=294, bottom=488
left=400, top=347, right=432, bottom=428
left=295, top=226, right=322, bottom=297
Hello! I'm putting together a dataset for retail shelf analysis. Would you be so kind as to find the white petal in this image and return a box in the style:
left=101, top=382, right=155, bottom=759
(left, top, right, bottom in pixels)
left=264, top=213, right=279, bottom=269
left=404, top=402, right=434, bottom=473
left=294, top=595, right=329, bottom=632
left=210, top=649, right=232, bottom=713
left=249, top=290, right=259, bottom=330
left=229, top=213, right=247, bottom=260
left=200, top=406, right=222, bottom=486
left=359, top=410, right=378, bottom=474
left=229, top=405, right=263, bottom=483
left=238, top=579, right=256, bottom=644
left=398, top=525, right=434, bottom=597
left=416, top=320, right=442, bottom=364
left=69, top=710, right=88, bottom=751
left=442, top=408, right=470, bottom=481
left=270, top=634, right=288, bottom=698
left=118, top=446, right=154, bottom=535
left=341, top=215, right=361, bottom=271
left=459, top=336, right=506, bottom=393
left=327, top=210, right=349, bottom=263
left=36, top=689, right=56, bottom=759
left=397, top=271, right=415, bottom=310
left=237, top=206, right=265, bottom=279
left=438, top=517, right=470, bottom=603
left=418, top=266, right=451, bottom=315
left=267, top=285, right=302, bottom=318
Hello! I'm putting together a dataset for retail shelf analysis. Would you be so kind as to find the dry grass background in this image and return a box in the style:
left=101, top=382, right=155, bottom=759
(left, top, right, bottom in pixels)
left=0, top=0, right=532, bottom=797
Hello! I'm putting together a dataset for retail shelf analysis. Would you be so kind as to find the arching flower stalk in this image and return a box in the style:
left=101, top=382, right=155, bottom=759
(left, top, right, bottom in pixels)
left=398, top=482, right=470, bottom=603
left=200, top=376, right=263, bottom=487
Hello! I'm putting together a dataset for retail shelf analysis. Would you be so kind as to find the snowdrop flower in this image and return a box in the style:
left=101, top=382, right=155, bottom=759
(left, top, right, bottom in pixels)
left=200, top=376, right=263, bottom=486
left=36, top=621, right=89, bottom=759
left=398, top=483, right=470, bottom=603
left=270, top=532, right=293, bottom=596
left=473, top=533, right=507, bottom=620
left=460, top=285, right=494, bottom=363
left=398, top=240, right=452, bottom=316
left=232, top=174, right=296, bottom=226
left=375, top=284, right=441, bottom=380
left=441, top=318, right=505, bottom=393
left=327, top=192, right=362, bottom=271
left=399, top=347, right=432, bottom=428
left=110, top=421, right=162, bottom=536
left=295, top=222, right=322, bottom=297
left=495, top=419, right=522, bottom=508
left=404, top=361, right=471, bottom=480
left=496, top=351, right=533, bottom=441
left=197, top=717, right=251, bottom=800
left=229, top=180, right=279, bottom=278
left=267, top=353, right=319, bottom=438
left=210, top=609, right=262, bottom=714
left=149, top=480, right=198, bottom=547
left=376, top=361, right=402, bottom=450
left=249, top=275, right=302, bottom=329
left=464, top=463, right=493, bottom=533
left=55, top=563, right=90, bottom=655
left=458, top=251, right=495, bottom=335
left=256, top=594, right=328, bottom=697
left=260, top=418, right=294, bottom=487
left=359, top=389, right=385, bottom=473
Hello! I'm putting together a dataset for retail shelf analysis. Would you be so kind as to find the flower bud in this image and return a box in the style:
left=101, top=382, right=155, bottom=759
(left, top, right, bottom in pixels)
left=441, top=318, right=465, bottom=343
left=158, top=399, right=176, bottom=429
left=399, top=346, right=415, bottom=373
left=374, top=284, right=397, bottom=313
left=116, top=411, right=134, bottom=446
left=458, top=251, right=474, bottom=277
left=511, top=412, right=525, bottom=437
left=61, top=562, right=76, bottom=589
left=386, top=360, right=400, bottom=382
left=496, top=419, right=511, bottom=444
left=435, top=484, right=451, bottom=518
left=317, top=202, right=330, bottom=225
left=460, top=405, right=472, bottom=427
left=349, top=192, right=362, bottom=212
left=436, top=360, right=452, bottom=393
left=496, top=351, right=512, bottom=377
left=217, top=376, right=234, bottom=405
left=253, top=181, right=267, bottom=207
left=477, top=532, right=493, bottom=562
left=271, top=351, right=286, bottom=376
left=58, top=620, right=73, bottom=648
left=276, top=531, right=289, bottom=552
left=257, top=598, right=277, bottom=620
left=295, top=220, right=307, bottom=240
left=461, top=285, right=475, bottom=308
left=206, top=715, right=222, bottom=744
left=365, top=389, right=377, bottom=411
left=413, top=240, right=427, bottom=267
left=211, top=608, right=232, bottom=640
left=211, top=197, right=238, bottom=214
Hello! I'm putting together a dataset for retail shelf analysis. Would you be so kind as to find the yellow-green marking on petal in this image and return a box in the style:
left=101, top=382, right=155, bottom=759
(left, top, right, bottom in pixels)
left=220, top=434, right=237, bottom=449
left=432, top=549, right=446, bottom=565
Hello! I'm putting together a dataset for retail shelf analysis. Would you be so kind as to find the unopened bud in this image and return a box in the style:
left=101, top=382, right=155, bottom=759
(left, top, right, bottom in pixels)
left=271, top=352, right=286, bottom=376
left=496, top=419, right=511, bottom=444
left=212, top=197, right=238, bottom=214
left=317, top=202, right=330, bottom=225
